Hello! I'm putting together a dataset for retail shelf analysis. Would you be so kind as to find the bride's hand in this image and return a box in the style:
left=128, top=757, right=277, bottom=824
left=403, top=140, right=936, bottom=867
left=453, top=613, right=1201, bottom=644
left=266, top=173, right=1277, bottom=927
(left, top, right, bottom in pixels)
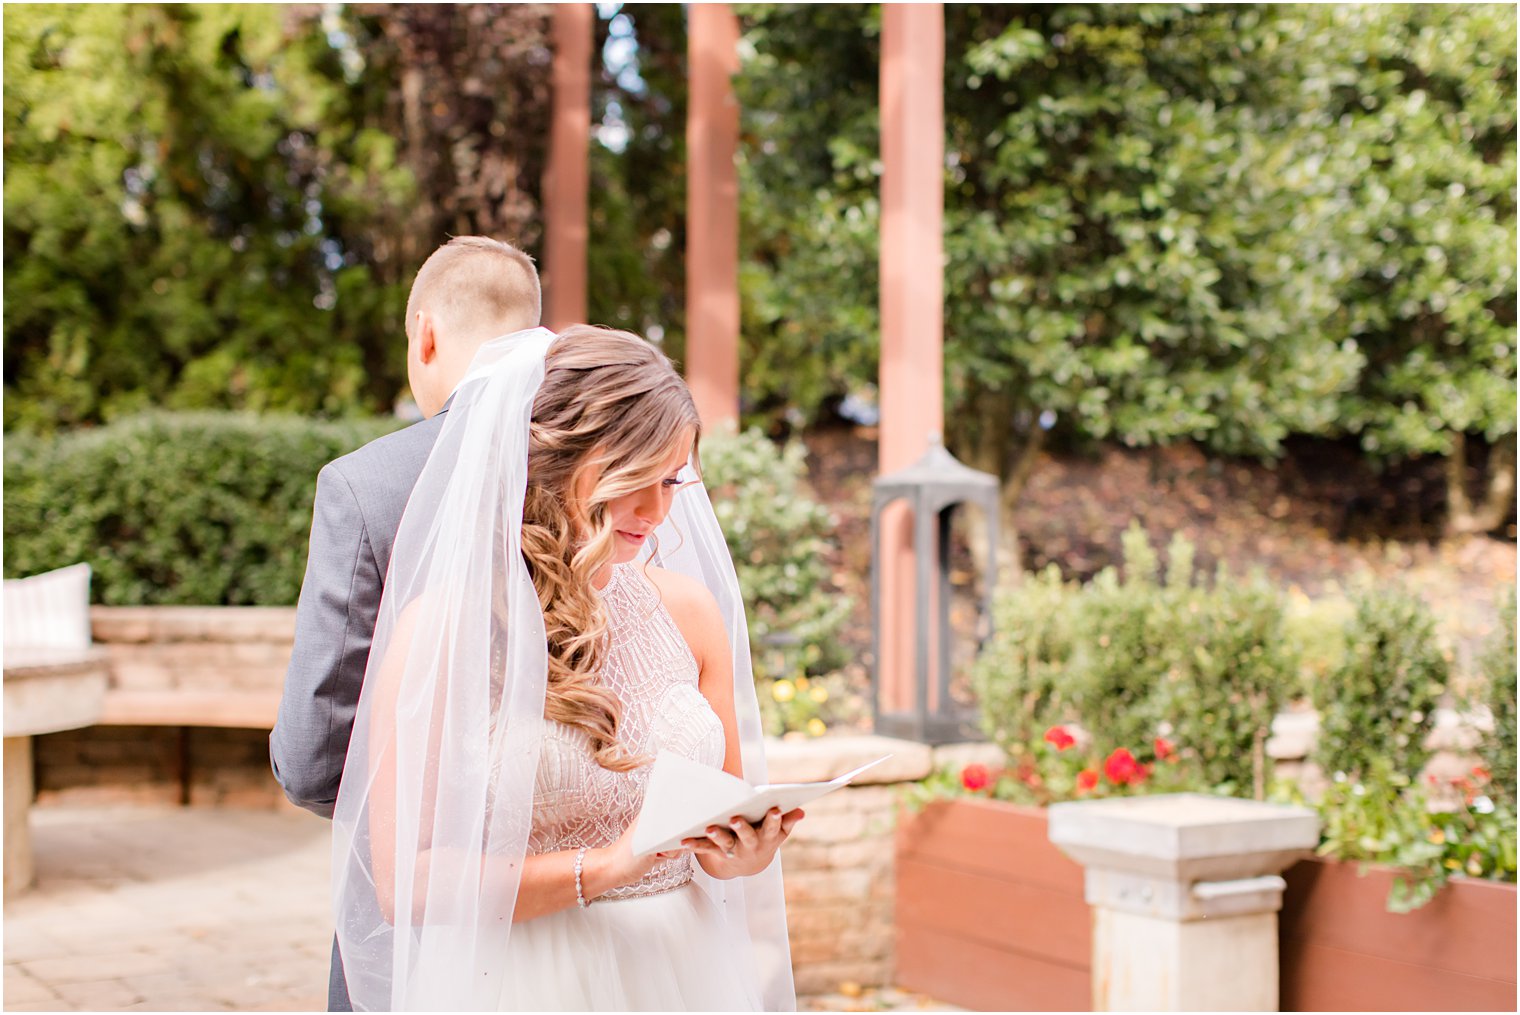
left=587, top=822, right=688, bottom=898
left=682, top=807, right=804, bottom=880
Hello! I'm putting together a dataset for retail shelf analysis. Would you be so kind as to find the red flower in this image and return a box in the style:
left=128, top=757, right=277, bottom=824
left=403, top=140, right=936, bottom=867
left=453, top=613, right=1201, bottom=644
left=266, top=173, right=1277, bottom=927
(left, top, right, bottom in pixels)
left=1472, top=764, right=1491, bottom=783
left=1153, top=737, right=1175, bottom=761
left=1044, top=726, right=1076, bottom=751
left=1104, top=748, right=1147, bottom=786
left=960, top=763, right=992, bottom=792
left=1076, top=769, right=1100, bottom=794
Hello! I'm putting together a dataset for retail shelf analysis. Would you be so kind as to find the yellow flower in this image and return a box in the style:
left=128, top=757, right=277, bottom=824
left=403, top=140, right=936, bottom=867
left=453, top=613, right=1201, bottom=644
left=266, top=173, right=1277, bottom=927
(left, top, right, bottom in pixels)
left=771, top=680, right=796, bottom=703
left=795, top=675, right=810, bottom=691
left=807, top=717, right=827, bottom=737
left=1428, top=828, right=1446, bottom=845
left=809, top=686, right=829, bottom=703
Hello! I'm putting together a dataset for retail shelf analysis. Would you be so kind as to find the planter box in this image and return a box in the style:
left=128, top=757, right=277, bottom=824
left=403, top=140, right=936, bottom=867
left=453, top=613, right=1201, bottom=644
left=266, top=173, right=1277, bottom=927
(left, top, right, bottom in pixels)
left=1280, top=857, right=1518, bottom=1012
left=895, top=798, right=1089, bottom=1011
left=895, top=797, right=1518, bottom=1013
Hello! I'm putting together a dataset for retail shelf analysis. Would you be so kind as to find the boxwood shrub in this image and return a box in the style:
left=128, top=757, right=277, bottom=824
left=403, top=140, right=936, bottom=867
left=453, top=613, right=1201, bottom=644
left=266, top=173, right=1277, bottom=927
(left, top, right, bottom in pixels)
left=4, top=412, right=401, bottom=605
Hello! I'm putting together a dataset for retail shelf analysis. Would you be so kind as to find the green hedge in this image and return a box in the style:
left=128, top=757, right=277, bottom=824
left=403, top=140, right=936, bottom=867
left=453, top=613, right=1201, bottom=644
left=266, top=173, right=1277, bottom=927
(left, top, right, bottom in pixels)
left=972, top=524, right=1298, bottom=795
left=4, top=413, right=401, bottom=605
left=3, top=419, right=853, bottom=707
left=699, top=427, right=854, bottom=736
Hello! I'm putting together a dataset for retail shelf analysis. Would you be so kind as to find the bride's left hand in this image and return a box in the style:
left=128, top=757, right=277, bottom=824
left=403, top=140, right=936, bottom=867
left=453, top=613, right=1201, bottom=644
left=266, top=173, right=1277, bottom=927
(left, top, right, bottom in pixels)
left=682, top=806, right=804, bottom=879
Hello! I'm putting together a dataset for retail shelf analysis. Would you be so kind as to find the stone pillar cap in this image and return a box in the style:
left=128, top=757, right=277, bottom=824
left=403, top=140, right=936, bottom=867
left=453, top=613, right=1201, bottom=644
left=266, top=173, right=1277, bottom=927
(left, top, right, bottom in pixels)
left=1049, top=792, right=1320, bottom=883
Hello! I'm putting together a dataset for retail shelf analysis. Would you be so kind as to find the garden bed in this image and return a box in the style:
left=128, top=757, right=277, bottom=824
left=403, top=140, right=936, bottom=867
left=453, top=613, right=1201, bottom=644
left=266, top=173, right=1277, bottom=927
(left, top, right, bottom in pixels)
left=1280, top=856, right=1517, bottom=1012
left=895, top=798, right=1089, bottom=1011
left=896, top=797, right=1518, bottom=1012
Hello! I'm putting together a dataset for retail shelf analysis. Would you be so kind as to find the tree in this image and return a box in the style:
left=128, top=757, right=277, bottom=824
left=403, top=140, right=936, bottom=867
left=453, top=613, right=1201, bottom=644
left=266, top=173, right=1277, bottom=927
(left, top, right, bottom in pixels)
left=585, top=4, right=690, bottom=362
left=3, top=4, right=554, bottom=430
left=729, top=4, right=1515, bottom=533
left=1296, top=5, right=1516, bottom=534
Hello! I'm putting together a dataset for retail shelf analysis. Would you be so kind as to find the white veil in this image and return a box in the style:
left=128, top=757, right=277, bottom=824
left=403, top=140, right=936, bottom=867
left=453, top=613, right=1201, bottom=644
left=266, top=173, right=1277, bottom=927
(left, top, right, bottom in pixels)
left=330, top=327, right=795, bottom=1011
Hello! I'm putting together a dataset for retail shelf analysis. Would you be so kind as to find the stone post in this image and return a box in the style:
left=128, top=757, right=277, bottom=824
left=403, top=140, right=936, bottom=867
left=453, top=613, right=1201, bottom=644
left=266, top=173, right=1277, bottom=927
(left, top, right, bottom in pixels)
left=1049, top=793, right=1320, bottom=1012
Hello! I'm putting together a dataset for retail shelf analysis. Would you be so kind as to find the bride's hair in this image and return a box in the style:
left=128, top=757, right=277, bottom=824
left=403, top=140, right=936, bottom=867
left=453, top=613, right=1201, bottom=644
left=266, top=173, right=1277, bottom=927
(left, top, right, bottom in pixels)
left=522, top=325, right=701, bottom=771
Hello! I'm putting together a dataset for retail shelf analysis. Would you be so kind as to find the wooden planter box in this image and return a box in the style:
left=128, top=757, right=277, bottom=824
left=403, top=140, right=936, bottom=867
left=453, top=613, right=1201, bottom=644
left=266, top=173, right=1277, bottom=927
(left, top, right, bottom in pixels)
left=896, top=798, right=1518, bottom=1013
left=1281, top=857, right=1518, bottom=1012
left=895, top=798, right=1090, bottom=1011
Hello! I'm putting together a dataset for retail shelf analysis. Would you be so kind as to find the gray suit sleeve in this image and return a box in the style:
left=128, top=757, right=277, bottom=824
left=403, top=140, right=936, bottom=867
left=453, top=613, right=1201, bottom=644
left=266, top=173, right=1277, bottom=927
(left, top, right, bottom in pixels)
left=270, top=462, right=382, bottom=819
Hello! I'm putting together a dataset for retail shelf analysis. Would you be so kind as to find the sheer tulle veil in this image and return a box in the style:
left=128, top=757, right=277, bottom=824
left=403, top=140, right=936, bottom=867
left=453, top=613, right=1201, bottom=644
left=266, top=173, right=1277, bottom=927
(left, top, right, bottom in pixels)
left=330, top=327, right=795, bottom=1011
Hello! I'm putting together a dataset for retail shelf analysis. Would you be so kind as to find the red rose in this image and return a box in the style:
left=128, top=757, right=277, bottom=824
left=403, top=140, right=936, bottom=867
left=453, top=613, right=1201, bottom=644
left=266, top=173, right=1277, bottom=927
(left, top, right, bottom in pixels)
left=1153, top=737, right=1175, bottom=760
left=960, top=763, right=992, bottom=792
left=1104, top=748, right=1145, bottom=786
left=1044, top=726, right=1076, bottom=751
left=1076, top=769, right=1100, bottom=794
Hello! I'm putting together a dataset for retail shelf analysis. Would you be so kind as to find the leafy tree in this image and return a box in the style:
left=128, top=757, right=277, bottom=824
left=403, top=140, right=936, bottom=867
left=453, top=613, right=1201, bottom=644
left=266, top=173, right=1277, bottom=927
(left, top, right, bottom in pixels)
left=1294, top=5, right=1516, bottom=533
left=4, top=4, right=553, bottom=431
left=586, top=4, right=690, bottom=361
left=728, top=4, right=1514, bottom=532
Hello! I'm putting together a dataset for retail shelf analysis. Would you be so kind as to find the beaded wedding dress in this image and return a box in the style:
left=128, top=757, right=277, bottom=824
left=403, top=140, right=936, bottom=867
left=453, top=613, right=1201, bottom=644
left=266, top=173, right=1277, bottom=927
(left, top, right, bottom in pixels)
left=491, top=562, right=764, bottom=1011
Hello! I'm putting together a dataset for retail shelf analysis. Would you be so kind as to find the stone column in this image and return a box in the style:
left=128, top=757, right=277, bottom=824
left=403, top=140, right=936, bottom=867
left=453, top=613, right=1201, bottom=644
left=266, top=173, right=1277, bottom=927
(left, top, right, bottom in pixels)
left=544, top=3, right=592, bottom=329
left=1049, top=793, right=1320, bottom=1012
left=685, top=3, right=742, bottom=431
left=877, top=4, right=945, bottom=716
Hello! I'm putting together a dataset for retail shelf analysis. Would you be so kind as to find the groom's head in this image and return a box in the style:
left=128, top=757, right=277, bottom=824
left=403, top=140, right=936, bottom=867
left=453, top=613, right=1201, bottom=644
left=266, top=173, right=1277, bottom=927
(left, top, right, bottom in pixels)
left=405, top=236, right=542, bottom=418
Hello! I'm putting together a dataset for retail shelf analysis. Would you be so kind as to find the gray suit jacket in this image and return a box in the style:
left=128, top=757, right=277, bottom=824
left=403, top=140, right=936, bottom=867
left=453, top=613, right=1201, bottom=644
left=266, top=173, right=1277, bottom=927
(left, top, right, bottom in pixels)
left=270, top=409, right=447, bottom=1011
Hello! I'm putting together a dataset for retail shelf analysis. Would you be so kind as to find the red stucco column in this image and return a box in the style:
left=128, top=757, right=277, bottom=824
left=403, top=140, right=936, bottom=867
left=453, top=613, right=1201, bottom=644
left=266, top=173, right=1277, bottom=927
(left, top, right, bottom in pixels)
left=878, top=4, right=945, bottom=717
left=544, top=3, right=592, bottom=330
left=685, top=3, right=741, bottom=431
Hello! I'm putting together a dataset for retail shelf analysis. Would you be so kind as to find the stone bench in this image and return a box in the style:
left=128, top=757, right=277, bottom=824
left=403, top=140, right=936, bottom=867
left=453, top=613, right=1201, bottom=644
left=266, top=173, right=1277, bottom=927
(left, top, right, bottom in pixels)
left=89, top=606, right=294, bottom=730
left=4, top=565, right=110, bottom=893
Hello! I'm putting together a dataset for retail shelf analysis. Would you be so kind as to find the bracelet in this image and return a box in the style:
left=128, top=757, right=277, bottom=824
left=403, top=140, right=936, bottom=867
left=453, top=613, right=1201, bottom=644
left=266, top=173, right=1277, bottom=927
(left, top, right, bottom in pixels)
left=573, top=846, right=589, bottom=908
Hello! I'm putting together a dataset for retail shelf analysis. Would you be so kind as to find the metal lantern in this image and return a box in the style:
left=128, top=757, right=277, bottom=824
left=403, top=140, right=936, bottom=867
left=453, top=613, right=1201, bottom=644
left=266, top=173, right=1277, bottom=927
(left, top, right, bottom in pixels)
left=870, top=437, right=1000, bottom=744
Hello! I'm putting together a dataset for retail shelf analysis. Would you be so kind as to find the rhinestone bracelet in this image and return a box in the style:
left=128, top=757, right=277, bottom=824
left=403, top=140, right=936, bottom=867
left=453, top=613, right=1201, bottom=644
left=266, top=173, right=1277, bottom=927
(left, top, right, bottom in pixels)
left=573, top=846, right=589, bottom=908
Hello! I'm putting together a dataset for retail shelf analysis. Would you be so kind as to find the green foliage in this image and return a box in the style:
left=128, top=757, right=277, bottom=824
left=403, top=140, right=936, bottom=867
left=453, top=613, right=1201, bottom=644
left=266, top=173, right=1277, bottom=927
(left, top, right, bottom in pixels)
left=586, top=6, right=690, bottom=364
left=1282, top=588, right=1355, bottom=695
left=3, top=5, right=416, bottom=430
left=4, top=5, right=555, bottom=433
left=3, top=412, right=401, bottom=604
left=1479, top=587, right=1517, bottom=804
left=1302, top=5, right=1517, bottom=460
left=1063, top=525, right=1181, bottom=754
left=956, top=523, right=1510, bottom=911
left=1304, top=762, right=1517, bottom=912
left=728, top=4, right=1514, bottom=482
left=973, top=524, right=1298, bottom=795
left=694, top=427, right=854, bottom=734
left=1314, top=584, right=1449, bottom=782
left=970, top=565, right=1075, bottom=755
left=1162, top=569, right=1300, bottom=798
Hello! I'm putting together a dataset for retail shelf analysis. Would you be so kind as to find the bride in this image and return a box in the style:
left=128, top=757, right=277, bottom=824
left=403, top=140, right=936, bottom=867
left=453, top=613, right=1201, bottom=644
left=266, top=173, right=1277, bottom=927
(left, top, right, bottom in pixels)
left=332, top=325, right=799, bottom=1010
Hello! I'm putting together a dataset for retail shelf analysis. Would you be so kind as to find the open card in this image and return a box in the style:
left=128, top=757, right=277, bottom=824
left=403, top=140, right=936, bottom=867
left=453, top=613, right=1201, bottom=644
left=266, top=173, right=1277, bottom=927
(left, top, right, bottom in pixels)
left=630, top=750, right=891, bottom=857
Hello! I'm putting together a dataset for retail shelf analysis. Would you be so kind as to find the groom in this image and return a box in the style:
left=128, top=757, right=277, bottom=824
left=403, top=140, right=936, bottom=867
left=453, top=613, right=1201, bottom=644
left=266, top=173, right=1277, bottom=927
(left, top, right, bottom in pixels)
left=271, top=236, right=544, bottom=1011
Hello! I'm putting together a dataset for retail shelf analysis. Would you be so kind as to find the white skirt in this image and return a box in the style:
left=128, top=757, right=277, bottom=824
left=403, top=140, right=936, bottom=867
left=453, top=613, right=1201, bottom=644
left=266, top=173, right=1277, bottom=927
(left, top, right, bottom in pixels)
left=495, top=881, right=764, bottom=1011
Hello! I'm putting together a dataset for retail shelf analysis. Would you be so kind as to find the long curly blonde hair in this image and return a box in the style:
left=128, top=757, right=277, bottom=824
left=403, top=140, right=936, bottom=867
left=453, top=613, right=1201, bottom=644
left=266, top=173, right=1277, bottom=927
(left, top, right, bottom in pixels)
left=522, top=325, right=701, bottom=771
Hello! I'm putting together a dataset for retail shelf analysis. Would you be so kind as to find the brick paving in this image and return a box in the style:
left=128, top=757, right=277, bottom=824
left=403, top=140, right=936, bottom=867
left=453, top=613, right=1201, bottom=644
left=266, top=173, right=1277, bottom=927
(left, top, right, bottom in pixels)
left=4, top=805, right=959, bottom=1013
left=4, top=805, right=331, bottom=1012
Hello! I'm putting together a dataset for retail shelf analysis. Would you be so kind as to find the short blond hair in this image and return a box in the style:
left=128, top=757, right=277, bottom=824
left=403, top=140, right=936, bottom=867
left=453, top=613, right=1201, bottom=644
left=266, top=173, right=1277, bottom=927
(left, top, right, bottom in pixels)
left=404, top=236, right=541, bottom=344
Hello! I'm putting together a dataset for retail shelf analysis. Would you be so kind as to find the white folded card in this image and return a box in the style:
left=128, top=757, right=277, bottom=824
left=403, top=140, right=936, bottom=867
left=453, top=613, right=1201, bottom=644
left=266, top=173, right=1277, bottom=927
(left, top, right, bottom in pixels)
left=631, top=750, right=891, bottom=857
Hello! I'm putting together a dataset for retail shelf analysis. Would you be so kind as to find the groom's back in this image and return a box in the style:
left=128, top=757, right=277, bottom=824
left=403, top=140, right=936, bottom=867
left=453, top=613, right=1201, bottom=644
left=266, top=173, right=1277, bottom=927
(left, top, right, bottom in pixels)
left=270, top=412, right=446, bottom=817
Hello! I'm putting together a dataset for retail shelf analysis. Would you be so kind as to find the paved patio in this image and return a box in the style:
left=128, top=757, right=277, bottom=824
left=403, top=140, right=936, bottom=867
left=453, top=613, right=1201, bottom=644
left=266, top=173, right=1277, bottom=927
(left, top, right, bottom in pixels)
left=5, top=806, right=332, bottom=1011
left=4, top=805, right=954, bottom=1012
